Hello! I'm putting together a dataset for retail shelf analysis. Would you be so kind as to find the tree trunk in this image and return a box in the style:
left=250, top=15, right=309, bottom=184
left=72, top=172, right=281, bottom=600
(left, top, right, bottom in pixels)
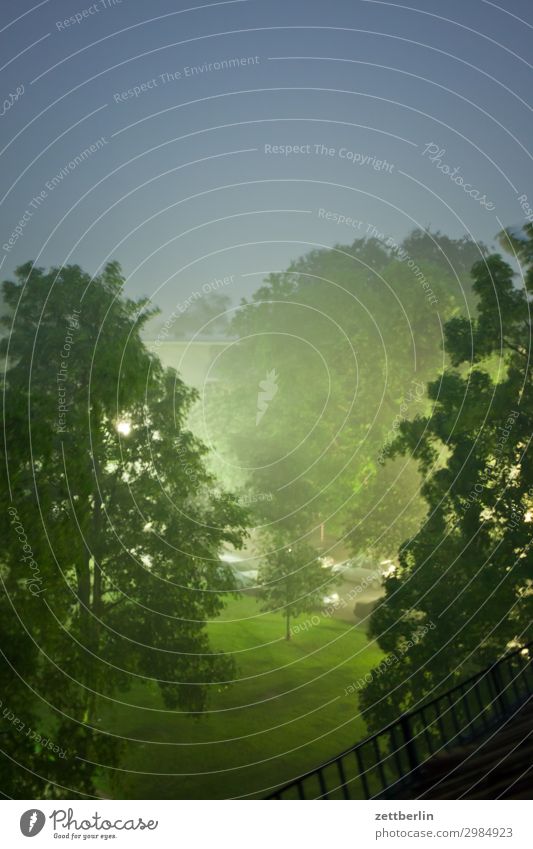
left=80, top=422, right=105, bottom=724
left=285, top=609, right=291, bottom=641
left=76, top=555, right=91, bottom=642
left=85, top=447, right=105, bottom=724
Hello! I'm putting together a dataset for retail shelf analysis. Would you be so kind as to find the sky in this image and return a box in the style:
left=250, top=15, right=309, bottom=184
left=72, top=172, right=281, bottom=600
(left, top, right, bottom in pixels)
left=1, top=0, right=532, bottom=326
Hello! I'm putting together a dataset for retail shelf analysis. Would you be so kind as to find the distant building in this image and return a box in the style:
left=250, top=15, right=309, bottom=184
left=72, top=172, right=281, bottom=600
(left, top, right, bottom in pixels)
left=145, top=335, right=237, bottom=389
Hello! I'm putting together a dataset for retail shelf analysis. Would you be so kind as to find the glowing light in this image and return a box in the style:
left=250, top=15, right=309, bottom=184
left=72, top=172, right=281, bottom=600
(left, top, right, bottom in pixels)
left=116, top=420, right=131, bottom=436
left=381, top=559, right=397, bottom=578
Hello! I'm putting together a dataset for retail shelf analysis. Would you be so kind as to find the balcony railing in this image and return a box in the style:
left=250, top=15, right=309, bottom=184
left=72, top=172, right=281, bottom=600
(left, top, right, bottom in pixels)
left=267, top=640, right=533, bottom=799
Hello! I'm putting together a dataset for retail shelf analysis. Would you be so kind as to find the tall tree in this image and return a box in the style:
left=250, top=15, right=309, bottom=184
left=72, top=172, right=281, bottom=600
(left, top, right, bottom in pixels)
left=0, top=261, right=247, bottom=797
left=200, top=230, right=485, bottom=551
left=358, top=224, right=533, bottom=730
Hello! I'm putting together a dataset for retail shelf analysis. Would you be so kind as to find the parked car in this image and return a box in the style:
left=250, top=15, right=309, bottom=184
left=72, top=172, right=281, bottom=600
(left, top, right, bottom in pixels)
left=322, top=591, right=340, bottom=606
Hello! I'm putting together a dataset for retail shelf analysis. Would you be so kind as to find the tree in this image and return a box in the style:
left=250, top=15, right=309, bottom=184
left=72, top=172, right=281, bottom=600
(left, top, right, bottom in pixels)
left=0, top=261, right=247, bottom=797
left=358, top=224, right=533, bottom=731
left=258, top=541, right=335, bottom=640
left=201, top=229, right=486, bottom=552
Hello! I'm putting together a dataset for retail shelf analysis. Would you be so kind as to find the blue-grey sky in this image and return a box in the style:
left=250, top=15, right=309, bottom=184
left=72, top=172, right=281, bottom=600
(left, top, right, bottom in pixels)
left=1, top=0, right=531, bottom=322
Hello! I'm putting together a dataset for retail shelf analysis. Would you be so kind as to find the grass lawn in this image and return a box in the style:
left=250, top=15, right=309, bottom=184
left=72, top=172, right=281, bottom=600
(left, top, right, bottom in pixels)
left=97, top=596, right=382, bottom=799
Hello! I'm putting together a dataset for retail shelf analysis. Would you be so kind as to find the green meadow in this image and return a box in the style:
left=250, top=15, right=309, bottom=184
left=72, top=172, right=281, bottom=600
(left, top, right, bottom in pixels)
left=99, top=596, right=382, bottom=799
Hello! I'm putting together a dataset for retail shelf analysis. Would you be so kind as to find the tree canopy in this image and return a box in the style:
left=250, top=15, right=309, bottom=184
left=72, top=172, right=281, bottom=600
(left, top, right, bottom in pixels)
left=0, top=261, right=247, bottom=797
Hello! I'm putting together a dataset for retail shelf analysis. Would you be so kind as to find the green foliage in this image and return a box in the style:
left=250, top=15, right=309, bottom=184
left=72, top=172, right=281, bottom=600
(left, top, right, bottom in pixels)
left=201, top=229, right=485, bottom=552
left=359, top=224, right=533, bottom=730
left=0, top=261, right=247, bottom=797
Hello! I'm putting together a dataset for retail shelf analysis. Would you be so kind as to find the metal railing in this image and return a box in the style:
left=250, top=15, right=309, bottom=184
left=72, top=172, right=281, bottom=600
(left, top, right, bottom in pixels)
left=267, top=640, right=533, bottom=799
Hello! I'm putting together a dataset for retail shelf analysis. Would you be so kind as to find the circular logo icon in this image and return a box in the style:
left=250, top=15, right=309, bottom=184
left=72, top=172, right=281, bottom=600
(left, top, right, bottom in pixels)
left=20, top=810, right=46, bottom=837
